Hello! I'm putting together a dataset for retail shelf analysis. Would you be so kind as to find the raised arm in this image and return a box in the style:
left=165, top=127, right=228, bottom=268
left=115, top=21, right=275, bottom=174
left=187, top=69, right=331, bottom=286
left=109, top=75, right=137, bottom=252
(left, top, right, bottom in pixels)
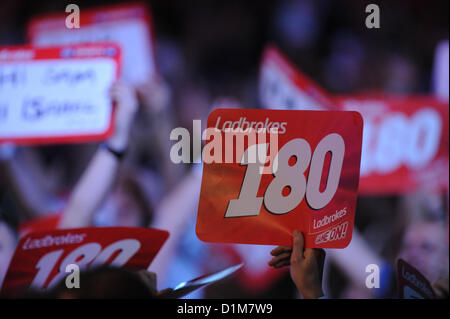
left=0, top=144, right=61, bottom=219
left=58, top=82, right=139, bottom=229
left=135, top=77, right=185, bottom=190
left=147, top=164, right=203, bottom=288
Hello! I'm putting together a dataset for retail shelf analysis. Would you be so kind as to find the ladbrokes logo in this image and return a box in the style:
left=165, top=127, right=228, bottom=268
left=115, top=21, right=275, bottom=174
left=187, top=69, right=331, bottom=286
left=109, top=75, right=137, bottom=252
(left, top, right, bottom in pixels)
left=22, top=233, right=87, bottom=250
left=314, top=221, right=348, bottom=244
left=215, top=116, right=287, bottom=134
left=170, top=118, right=281, bottom=172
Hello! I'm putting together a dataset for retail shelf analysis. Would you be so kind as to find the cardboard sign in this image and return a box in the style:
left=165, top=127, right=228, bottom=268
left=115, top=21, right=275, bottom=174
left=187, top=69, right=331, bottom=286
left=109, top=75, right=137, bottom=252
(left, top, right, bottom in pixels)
left=161, top=263, right=243, bottom=299
left=1, top=227, right=169, bottom=296
left=196, top=108, right=363, bottom=247
left=28, top=2, right=156, bottom=85
left=432, top=40, right=449, bottom=100
left=338, top=95, right=449, bottom=194
left=0, top=43, right=120, bottom=145
left=397, top=259, right=435, bottom=299
left=19, top=214, right=61, bottom=238
left=259, top=45, right=337, bottom=111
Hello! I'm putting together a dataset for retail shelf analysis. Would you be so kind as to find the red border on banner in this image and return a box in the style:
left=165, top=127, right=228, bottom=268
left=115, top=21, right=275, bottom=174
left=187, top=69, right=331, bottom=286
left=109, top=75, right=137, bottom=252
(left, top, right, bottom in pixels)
left=27, top=2, right=159, bottom=76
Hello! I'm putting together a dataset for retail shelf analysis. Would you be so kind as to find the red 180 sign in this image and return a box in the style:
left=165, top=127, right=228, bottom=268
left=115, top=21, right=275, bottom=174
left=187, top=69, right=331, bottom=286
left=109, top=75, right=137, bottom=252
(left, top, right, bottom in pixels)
left=1, top=227, right=168, bottom=296
left=196, top=108, right=363, bottom=248
left=338, top=96, right=449, bottom=194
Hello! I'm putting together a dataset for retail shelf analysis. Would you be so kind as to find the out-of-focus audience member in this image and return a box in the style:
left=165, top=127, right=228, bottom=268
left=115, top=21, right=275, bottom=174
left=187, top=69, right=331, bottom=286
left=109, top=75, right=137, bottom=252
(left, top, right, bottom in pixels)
left=326, top=193, right=448, bottom=298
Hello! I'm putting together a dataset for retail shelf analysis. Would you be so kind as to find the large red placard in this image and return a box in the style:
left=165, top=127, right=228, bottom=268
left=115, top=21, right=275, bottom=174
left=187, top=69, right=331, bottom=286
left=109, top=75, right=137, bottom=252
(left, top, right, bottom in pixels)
left=196, top=108, right=363, bottom=247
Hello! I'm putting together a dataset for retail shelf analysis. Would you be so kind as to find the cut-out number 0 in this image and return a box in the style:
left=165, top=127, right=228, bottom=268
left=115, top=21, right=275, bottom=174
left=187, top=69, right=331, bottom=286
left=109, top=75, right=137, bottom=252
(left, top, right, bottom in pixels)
left=225, top=133, right=345, bottom=217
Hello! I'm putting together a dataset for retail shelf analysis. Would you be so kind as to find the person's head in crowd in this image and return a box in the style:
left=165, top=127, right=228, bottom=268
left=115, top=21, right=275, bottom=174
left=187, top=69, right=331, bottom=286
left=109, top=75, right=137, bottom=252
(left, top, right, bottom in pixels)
left=0, top=209, right=18, bottom=288
left=49, top=266, right=156, bottom=299
left=399, top=219, right=448, bottom=283
left=93, top=166, right=156, bottom=228
left=398, top=195, right=449, bottom=283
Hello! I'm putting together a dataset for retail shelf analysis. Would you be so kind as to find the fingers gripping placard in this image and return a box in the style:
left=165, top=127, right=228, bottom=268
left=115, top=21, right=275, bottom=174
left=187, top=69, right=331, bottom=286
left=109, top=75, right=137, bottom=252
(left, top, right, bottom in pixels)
left=196, top=108, right=363, bottom=248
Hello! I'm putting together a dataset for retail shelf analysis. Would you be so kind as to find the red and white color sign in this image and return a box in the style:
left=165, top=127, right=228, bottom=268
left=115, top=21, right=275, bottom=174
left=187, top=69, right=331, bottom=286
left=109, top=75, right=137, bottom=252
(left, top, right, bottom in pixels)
left=196, top=108, right=363, bottom=247
left=28, top=2, right=156, bottom=85
left=397, top=259, right=435, bottom=299
left=258, top=45, right=450, bottom=194
left=0, top=43, right=120, bottom=145
left=259, top=45, right=337, bottom=111
left=338, top=95, right=449, bottom=194
left=1, top=227, right=169, bottom=296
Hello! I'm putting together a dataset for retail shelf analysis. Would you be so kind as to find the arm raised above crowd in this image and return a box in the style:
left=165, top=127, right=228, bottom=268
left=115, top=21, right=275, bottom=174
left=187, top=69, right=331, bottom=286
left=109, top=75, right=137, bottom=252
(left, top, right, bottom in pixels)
left=58, top=82, right=139, bottom=229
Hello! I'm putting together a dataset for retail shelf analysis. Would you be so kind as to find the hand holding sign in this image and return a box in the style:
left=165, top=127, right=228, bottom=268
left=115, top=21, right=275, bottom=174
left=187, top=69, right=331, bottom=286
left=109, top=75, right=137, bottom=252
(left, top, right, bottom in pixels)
left=107, top=81, right=139, bottom=151
left=269, top=230, right=325, bottom=299
left=196, top=108, right=363, bottom=248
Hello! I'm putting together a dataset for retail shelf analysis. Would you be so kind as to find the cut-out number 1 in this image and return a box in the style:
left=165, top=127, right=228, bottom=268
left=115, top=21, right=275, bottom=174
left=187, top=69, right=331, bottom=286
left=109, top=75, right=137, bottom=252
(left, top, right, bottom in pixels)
left=225, top=133, right=345, bottom=217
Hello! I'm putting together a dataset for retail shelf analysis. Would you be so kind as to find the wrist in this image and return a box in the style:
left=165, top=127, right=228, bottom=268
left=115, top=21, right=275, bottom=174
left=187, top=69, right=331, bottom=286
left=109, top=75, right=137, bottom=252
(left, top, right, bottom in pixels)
left=298, top=285, right=324, bottom=299
left=305, top=290, right=324, bottom=299
left=100, top=141, right=127, bottom=160
left=107, top=129, right=130, bottom=151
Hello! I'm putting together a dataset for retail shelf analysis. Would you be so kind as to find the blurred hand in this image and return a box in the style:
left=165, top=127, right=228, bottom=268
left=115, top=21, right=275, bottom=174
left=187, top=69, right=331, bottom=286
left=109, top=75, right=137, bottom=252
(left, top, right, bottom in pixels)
left=136, top=76, right=171, bottom=115
left=108, top=82, right=139, bottom=150
left=269, top=230, right=326, bottom=299
left=432, top=277, right=449, bottom=299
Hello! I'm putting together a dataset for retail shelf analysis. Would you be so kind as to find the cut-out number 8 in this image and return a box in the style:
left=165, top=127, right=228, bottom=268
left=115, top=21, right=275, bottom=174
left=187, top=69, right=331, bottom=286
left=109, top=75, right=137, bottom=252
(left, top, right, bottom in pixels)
left=225, top=133, right=345, bottom=217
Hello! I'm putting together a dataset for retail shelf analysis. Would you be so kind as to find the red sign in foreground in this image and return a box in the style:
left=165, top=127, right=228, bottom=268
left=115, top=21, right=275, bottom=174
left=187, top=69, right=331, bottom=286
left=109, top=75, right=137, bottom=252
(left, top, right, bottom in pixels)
left=196, top=108, right=363, bottom=248
left=1, top=227, right=169, bottom=296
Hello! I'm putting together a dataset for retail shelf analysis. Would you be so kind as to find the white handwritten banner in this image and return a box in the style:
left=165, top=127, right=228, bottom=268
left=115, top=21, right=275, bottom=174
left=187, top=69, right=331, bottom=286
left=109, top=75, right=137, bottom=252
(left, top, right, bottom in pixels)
left=0, top=43, right=120, bottom=145
left=27, top=3, right=156, bottom=85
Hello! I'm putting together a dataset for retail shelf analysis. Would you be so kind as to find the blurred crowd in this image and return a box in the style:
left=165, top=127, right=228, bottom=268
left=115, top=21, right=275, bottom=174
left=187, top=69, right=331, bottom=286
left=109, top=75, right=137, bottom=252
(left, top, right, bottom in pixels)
left=0, top=0, right=448, bottom=298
